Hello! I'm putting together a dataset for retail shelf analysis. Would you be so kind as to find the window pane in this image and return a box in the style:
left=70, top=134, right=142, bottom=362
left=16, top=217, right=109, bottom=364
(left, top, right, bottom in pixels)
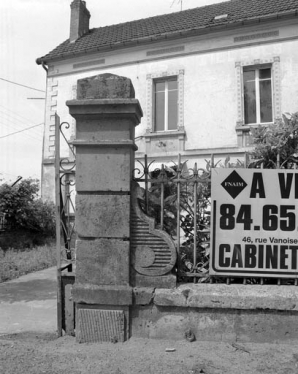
left=155, top=81, right=165, bottom=93
left=168, top=89, right=178, bottom=130
left=259, top=80, right=272, bottom=123
left=168, top=79, right=178, bottom=91
left=259, top=68, right=271, bottom=80
left=244, top=78, right=256, bottom=124
left=155, top=91, right=165, bottom=131
left=243, top=70, right=255, bottom=82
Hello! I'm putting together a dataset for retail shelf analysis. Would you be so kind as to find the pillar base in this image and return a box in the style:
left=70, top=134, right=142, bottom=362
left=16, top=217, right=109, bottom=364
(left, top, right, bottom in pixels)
left=73, top=284, right=132, bottom=343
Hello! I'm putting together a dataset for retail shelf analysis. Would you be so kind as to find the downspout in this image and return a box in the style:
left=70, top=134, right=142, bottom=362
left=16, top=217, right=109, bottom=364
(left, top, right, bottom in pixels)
left=41, top=61, right=48, bottom=73
left=36, top=58, right=48, bottom=200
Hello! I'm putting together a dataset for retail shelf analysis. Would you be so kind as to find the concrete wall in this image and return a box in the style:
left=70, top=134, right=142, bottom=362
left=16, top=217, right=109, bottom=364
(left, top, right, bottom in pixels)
left=131, top=284, right=298, bottom=344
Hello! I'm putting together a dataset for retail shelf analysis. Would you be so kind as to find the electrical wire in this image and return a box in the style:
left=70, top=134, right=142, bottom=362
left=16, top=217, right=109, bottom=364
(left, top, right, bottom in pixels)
left=0, top=104, right=40, bottom=125
left=0, top=115, right=43, bottom=138
left=0, top=120, right=43, bottom=142
left=0, top=123, right=44, bottom=139
left=0, top=105, right=44, bottom=140
left=0, top=77, right=45, bottom=93
left=0, top=111, right=43, bottom=140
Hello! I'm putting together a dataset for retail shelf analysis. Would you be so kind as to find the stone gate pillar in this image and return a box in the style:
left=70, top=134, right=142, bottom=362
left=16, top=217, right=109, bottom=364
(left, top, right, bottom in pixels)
left=66, top=74, right=142, bottom=343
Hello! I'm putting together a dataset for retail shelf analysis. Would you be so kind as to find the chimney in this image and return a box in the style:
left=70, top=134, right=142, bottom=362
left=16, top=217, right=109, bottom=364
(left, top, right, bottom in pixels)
left=70, top=0, right=91, bottom=43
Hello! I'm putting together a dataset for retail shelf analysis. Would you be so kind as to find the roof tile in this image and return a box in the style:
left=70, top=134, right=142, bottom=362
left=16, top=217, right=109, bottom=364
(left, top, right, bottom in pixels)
left=37, top=0, right=298, bottom=63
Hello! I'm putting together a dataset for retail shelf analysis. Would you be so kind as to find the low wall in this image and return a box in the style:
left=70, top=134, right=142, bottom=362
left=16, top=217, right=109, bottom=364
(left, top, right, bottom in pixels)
left=131, top=283, right=298, bottom=344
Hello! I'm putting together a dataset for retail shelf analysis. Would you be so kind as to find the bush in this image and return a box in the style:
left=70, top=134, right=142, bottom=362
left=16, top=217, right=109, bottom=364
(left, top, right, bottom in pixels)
left=249, top=112, right=298, bottom=168
left=0, top=178, right=55, bottom=243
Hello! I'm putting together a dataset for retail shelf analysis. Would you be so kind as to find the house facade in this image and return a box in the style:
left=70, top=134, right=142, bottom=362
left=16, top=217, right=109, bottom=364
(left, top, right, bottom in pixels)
left=36, top=0, right=298, bottom=201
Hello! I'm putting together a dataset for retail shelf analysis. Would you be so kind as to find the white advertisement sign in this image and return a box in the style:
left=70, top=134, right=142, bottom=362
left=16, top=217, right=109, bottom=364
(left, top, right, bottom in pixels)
left=210, top=168, right=298, bottom=277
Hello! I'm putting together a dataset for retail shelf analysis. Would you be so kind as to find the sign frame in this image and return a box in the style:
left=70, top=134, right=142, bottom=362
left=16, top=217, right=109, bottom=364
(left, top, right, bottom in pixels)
left=210, top=168, right=298, bottom=278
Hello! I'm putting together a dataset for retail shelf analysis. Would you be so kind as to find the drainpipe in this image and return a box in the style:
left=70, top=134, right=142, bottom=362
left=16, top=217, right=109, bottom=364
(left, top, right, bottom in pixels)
left=41, top=61, right=48, bottom=73
left=35, top=58, right=48, bottom=200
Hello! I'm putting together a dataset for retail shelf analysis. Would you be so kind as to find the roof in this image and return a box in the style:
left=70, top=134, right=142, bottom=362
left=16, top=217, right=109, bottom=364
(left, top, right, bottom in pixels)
left=37, top=0, right=298, bottom=64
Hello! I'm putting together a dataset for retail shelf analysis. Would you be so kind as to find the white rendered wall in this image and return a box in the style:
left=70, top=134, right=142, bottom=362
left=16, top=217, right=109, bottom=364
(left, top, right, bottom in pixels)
left=41, top=20, right=298, bottom=200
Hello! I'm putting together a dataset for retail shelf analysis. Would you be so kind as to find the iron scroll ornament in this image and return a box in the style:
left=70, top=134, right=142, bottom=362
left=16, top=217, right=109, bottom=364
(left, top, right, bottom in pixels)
left=131, top=181, right=177, bottom=276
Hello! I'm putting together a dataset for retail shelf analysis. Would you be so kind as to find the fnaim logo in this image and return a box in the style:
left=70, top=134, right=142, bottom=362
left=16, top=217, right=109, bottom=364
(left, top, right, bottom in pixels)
left=221, top=170, right=247, bottom=199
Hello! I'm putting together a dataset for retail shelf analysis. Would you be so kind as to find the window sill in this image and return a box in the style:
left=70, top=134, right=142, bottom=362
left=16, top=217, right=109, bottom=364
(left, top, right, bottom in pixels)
left=144, top=129, right=186, bottom=139
left=144, top=129, right=186, bottom=153
left=236, top=123, right=274, bottom=131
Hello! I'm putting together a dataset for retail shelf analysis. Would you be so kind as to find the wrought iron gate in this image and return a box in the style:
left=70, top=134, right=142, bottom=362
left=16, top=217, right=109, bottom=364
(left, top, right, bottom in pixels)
left=55, top=114, right=76, bottom=336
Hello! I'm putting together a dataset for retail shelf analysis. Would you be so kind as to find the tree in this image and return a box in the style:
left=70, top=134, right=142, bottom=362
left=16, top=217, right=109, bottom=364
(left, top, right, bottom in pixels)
left=0, top=178, right=55, bottom=238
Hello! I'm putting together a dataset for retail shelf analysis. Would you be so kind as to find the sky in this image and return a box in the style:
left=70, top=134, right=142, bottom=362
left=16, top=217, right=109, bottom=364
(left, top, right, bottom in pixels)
left=0, top=0, right=224, bottom=184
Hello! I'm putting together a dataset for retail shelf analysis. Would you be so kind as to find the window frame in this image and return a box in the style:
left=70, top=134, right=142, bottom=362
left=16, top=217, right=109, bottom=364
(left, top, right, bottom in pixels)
left=153, top=76, right=178, bottom=132
left=243, top=64, right=273, bottom=125
left=146, top=70, right=184, bottom=133
left=235, top=57, right=281, bottom=147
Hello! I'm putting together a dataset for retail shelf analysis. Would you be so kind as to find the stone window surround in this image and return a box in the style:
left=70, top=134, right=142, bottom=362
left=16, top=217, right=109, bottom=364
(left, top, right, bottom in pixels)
left=235, top=56, right=281, bottom=147
left=145, top=69, right=185, bottom=134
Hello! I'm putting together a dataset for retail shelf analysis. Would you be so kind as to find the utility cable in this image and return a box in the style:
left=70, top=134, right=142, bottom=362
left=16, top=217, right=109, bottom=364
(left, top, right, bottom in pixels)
left=0, top=111, right=43, bottom=140
left=0, top=123, right=44, bottom=139
left=0, top=105, right=43, bottom=140
left=0, top=77, right=45, bottom=93
left=0, top=104, right=40, bottom=124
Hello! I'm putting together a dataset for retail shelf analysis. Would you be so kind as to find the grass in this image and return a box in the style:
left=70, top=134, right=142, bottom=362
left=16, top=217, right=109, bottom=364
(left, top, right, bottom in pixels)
left=0, top=244, right=56, bottom=283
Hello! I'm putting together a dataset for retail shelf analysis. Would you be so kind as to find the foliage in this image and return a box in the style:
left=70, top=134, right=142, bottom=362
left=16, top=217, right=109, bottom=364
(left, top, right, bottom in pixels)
left=140, top=112, right=298, bottom=283
left=138, top=163, right=211, bottom=282
left=0, top=244, right=56, bottom=283
left=0, top=178, right=55, bottom=238
left=142, top=158, right=249, bottom=283
left=249, top=112, right=298, bottom=168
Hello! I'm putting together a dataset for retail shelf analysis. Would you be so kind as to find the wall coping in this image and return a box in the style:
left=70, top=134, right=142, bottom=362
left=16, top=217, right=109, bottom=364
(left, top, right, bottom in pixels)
left=134, top=283, right=298, bottom=311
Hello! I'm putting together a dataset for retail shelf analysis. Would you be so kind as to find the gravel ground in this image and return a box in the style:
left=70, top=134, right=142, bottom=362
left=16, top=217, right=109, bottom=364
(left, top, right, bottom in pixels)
left=1, top=332, right=298, bottom=374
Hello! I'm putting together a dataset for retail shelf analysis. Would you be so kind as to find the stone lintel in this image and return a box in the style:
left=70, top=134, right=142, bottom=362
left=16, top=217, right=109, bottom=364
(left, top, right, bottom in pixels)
left=72, top=284, right=132, bottom=305
left=66, top=99, right=143, bottom=123
left=153, top=284, right=298, bottom=311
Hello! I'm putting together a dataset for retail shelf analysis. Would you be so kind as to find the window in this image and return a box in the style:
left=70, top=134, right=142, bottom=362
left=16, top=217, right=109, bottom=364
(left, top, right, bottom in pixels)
left=146, top=70, right=184, bottom=133
left=235, top=57, right=281, bottom=147
left=154, top=77, right=178, bottom=131
left=243, top=66, right=273, bottom=124
left=145, top=70, right=185, bottom=153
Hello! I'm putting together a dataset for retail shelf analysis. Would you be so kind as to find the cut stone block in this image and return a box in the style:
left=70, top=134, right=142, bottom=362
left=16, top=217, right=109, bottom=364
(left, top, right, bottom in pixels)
left=75, top=118, right=135, bottom=142
left=77, top=73, right=135, bottom=100
left=76, top=239, right=130, bottom=285
left=76, top=147, right=132, bottom=192
left=76, top=194, right=130, bottom=238
left=72, top=284, right=132, bottom=305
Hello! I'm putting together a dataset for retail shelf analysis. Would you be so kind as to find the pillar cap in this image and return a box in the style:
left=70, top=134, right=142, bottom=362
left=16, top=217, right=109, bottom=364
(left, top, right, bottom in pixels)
left=77, top=73, right=135, bottom=100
